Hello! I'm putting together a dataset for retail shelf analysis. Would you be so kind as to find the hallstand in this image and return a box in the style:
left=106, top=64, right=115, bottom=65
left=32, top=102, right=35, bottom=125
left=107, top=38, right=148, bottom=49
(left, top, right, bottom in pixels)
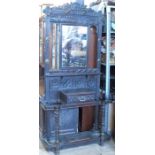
left=39, top=2, right=105, bottom=155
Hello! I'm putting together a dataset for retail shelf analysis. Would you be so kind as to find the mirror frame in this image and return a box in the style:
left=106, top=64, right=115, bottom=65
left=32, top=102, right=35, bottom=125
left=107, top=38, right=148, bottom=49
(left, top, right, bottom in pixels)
left=43, top=3, right=104, bottom=72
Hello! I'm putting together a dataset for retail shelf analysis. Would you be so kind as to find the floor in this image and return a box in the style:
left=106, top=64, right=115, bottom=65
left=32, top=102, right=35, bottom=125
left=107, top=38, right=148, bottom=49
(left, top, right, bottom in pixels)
left=39, top=139, right=115, bottom=155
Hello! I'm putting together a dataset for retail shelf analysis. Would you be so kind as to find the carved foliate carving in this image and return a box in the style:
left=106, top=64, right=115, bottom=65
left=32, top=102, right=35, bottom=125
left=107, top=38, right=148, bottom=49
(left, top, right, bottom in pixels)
left=44, top=2, right=103, bottom=18
left=61, top=77, right=87, bottom=89
left=50, top=78, right=60, bottom=89
left=87, top=76, right=97, bottom=89
left=49, top=76, right=97, bottom=91
left=50, top=16, right=98, bottom=25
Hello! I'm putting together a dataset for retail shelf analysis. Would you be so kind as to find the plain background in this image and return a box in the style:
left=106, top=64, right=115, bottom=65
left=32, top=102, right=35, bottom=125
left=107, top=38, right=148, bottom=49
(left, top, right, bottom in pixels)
left=0, top=0, right=155, bottom=155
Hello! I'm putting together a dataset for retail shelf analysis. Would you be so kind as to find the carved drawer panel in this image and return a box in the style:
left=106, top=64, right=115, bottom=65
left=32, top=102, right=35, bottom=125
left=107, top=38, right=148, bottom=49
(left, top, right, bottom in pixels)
left=60, top=89, right=96, bottom=104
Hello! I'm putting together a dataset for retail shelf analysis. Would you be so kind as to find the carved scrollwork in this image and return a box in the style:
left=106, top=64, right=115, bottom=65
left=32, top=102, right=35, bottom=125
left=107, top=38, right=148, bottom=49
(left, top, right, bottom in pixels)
left=61, top=77, right=86, bottom=89
left=50, top=78, right=60, bottom=89
left=49, top=76, right=97, bottom=91
left=87, top=75, right=97, bottom=89
left=44, top=2, right=103, bottom=18
left=50, top=16, right=98, bottom=25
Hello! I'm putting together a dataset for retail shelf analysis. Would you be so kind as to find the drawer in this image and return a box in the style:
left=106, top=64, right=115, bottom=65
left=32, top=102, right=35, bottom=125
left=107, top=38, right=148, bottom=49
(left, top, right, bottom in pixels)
left=60, top=89, right=96, bottom=104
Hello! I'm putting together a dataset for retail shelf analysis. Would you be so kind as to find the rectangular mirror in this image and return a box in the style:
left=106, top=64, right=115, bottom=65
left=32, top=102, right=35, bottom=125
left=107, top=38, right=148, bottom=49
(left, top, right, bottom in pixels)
left=62, top=25, right=87, bottom=68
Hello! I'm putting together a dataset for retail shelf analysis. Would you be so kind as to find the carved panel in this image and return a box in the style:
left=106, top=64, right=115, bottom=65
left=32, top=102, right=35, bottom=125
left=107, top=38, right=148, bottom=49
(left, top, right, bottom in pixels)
left=87, top=76, right=97, bottom=89
left=49, top=78, right=60, bottom=89
left=50, top=16, right=99, bottom=25
left=44, top=3, right=103, bottom=18
left=49, top=76, right=88, bottom=90
left=48, top=108, right=78, bottom=136
left=49, top=68, right=99, bottom=74
left=61, top=76, right=87, bottom=89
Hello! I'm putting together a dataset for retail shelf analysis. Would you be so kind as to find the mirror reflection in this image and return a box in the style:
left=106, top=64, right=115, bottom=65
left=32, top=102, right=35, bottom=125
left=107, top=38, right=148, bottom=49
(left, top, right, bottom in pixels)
left=62, top=25, right=87, bottom=67
left=49, top=23, right=60, bottom=70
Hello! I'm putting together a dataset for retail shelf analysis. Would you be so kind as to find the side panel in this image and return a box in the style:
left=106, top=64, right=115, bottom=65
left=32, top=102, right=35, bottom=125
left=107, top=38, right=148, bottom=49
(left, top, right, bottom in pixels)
left=47, top=108, right=79, bottom=137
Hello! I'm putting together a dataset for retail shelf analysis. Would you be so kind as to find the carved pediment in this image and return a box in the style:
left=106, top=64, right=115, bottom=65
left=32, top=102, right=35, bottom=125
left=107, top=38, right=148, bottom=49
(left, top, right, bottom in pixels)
left=43, top=2, right=103, bottom=18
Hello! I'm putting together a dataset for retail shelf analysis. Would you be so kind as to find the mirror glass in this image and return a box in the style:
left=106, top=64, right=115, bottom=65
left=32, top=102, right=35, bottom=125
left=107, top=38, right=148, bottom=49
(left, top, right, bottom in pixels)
left=62, top=25, right=87, bottom=68
left=49, top=23, right=60, bottom=70
left=39, top=19, right=44, bottom=67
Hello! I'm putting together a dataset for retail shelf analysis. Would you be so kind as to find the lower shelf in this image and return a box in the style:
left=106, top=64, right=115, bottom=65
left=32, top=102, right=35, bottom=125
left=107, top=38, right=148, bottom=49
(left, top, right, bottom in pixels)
left=40, top=130, right=104, bottom=151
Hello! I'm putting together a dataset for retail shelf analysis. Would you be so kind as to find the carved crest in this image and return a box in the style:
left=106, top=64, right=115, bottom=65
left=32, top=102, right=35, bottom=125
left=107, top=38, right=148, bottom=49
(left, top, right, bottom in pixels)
left=43, top=2, right=103, bottom=18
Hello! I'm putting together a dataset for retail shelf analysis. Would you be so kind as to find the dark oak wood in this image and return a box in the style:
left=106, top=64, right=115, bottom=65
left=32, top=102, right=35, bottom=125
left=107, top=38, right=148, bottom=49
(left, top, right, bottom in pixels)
left=39, top=79, right=44, bottom=96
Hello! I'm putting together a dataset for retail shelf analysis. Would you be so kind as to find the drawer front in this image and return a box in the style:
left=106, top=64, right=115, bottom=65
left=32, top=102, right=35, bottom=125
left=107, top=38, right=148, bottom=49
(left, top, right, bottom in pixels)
left=67, top=94, right=95, bottom=103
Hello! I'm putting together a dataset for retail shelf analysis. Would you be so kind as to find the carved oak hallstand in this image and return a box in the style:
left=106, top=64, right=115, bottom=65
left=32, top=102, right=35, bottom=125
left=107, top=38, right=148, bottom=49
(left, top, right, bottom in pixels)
left=39, top=3, right=105, bottom=155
